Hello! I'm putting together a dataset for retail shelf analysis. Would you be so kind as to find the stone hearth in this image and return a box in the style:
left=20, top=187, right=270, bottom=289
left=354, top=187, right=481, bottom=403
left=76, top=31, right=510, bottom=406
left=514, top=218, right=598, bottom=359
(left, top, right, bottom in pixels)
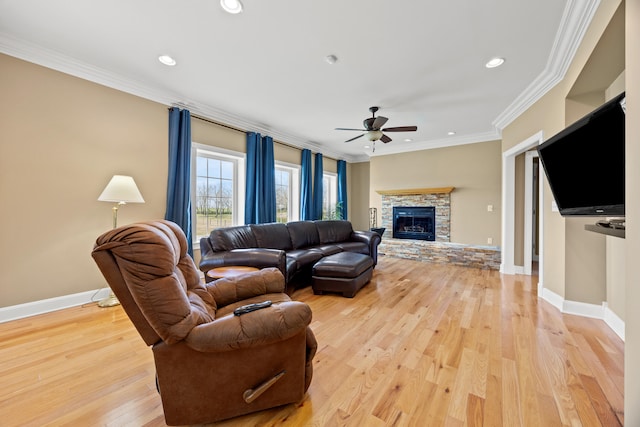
left=376, top=187, right=500, bottom=270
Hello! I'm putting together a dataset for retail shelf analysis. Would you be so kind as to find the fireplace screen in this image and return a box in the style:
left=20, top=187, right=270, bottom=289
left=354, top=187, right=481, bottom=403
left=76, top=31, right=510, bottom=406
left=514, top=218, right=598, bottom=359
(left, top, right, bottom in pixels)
left=393, top=206, right=435, bottom=241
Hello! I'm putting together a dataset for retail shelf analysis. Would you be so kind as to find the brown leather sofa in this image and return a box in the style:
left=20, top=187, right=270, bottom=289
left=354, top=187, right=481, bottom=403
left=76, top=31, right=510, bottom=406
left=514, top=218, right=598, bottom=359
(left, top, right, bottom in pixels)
left=92, top=220, right=317, bottom=426
left=199, top=220, right=381, bottom=288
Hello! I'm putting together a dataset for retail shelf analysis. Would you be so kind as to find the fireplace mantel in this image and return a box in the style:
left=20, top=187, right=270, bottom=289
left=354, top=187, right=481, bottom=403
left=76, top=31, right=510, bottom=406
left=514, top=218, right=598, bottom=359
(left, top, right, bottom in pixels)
left=376, top=187, right=455, bottom=196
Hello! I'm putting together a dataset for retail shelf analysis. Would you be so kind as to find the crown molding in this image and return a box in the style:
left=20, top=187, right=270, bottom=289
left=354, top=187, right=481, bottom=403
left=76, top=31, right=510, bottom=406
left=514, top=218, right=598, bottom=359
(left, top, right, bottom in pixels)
left=1, top=0, right=598, bottom=164
left=366, top=129, right=501, bottom=157
left=0, top=32, right=360, bottom=163
left=492, top=0, right=600, bottom=130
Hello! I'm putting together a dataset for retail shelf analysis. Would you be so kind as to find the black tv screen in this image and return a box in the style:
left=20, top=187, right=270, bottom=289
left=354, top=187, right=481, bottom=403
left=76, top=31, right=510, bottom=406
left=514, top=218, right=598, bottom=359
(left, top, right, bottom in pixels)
left=537, top=92, right=626, bottom=217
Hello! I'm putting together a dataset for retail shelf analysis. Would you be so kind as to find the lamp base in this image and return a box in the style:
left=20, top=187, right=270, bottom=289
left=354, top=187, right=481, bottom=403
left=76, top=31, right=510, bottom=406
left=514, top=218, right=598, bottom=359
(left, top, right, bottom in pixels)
left=98, top=292, right=120, bottom=308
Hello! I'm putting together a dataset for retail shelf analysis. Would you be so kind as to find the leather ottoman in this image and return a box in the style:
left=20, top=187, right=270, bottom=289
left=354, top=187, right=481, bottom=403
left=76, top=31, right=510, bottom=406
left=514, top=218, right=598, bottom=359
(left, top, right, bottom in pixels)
left=311, top=252, right=373, bottom=298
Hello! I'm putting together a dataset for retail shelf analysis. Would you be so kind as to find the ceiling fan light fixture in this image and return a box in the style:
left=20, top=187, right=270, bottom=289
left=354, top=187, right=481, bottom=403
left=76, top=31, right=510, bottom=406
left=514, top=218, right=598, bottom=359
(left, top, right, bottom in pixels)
left=485, top=57, right=505, bottom=68
left=220, top=0, right=243, bottom=14
left=367, top=130, right=383, bottom=141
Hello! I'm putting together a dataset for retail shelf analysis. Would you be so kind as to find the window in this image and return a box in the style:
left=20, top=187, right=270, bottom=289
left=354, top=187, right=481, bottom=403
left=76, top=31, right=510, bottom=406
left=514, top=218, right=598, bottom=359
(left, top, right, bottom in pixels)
left=323, top=172, right=338, bottom=219
left=275, top=162, right=300, bottom=223
left=192, top=144, right=245, bottom=240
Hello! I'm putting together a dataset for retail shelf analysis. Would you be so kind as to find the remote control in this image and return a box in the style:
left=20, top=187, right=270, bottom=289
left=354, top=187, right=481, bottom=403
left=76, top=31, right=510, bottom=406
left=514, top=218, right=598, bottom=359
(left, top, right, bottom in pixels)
left=233, top=300, right=273, bottom=316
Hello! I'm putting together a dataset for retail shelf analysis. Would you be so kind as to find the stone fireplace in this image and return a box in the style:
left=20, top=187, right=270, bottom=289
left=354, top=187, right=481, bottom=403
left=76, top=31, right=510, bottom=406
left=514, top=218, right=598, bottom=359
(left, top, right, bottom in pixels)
left=375, top=187, right=501, bottom=270
left=378, top=187, right=452, bottom=242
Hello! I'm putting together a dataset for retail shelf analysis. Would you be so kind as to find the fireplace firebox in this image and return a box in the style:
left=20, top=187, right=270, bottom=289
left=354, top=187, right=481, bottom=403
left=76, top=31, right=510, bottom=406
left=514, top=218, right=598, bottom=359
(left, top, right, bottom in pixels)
left=393, top=206, right=435, bottom=241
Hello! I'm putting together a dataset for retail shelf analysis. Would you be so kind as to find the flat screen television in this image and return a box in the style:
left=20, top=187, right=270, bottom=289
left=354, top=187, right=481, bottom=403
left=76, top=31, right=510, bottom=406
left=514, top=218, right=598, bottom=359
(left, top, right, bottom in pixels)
left=537, top=92, right=626, bottom=217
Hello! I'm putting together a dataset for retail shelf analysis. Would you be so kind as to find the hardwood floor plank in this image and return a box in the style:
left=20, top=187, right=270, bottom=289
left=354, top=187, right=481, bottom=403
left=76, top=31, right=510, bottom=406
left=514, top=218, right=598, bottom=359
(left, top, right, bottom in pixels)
left=0, top=257, right=625, bottom=426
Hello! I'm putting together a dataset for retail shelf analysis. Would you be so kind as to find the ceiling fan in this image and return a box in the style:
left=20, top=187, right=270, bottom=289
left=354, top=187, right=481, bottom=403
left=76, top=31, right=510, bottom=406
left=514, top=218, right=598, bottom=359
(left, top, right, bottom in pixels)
left=335, top=106, right=418, bottom=145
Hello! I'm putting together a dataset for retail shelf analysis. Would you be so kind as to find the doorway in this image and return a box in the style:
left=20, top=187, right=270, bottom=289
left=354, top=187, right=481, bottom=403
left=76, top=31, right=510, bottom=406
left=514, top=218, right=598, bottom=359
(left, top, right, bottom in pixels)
left=502, top=131, right=544, bottom=283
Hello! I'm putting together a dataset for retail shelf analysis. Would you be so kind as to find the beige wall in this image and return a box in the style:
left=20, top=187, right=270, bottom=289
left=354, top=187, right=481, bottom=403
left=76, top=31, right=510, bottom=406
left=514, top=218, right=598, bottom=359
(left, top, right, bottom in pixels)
left=625, top=0, right=639, bottom=422
left=369, top=140, right=502, bottom=246
left=0, top=54, right=168, bottom=306
left=0, top=53, right=350, bottom=308
left=348, top=161, right=371, bottom=231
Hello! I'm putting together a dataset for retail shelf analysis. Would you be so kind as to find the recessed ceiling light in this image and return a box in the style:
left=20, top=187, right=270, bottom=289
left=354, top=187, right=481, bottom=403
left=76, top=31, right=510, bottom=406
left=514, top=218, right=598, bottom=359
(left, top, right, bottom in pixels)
left=364, top=145, right=371, bottom=149
left=158, top=55, right=176, bottom=66
left=325, top=54, right=338, bottom=65
left=403, top=138, right=412, bottom=142
left=485, top=57, right=505, bottom=68
left=448, top=131, right=456, bottom=136
left=220, top=0, right=243, bottom=14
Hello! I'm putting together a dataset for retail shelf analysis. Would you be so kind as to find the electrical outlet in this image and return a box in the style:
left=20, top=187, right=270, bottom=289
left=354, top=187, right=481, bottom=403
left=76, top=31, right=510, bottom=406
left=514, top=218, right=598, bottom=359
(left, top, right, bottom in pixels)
left=487, top=237, right=493, bottom=245
left=487, top=204, right=493, bottom=212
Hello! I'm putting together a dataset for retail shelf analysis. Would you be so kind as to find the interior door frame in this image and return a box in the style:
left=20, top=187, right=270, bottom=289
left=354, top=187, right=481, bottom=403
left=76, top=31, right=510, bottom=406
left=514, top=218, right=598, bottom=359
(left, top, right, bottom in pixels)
left=502, top=131, right=544, bottom=280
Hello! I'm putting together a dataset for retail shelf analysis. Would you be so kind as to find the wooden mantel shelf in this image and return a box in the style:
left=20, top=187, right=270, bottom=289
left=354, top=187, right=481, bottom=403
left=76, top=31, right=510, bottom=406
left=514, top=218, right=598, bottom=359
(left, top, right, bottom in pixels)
left=376, top=187, right=455, bottom=195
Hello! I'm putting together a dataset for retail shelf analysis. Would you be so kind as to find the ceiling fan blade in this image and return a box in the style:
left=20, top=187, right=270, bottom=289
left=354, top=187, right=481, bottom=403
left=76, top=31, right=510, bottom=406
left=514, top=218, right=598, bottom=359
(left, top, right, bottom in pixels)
left=381, top=134, right=392, bottom=143
left=372, top=116, right=388, bottom=129
left=335, top=127, right=366, bottom=131
left=345, top=134, right=365, bottom=143
left=382, top=126, right=417, bottom=132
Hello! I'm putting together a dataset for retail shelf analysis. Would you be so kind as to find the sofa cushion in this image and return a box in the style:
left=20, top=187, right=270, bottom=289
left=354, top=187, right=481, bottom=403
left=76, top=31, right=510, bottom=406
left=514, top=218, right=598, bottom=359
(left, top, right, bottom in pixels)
left=286, top=249, right=323, bottom=269
left=335, top=241, right=369, bottom=255
left=308, top=244, right=342, bottom=257
left=287, top=221, right=321, bottom=249
left=315, top=220, right=353, bottom=244
left=211, top=225, right=257, bottom=251
left=251, top=223, right=293, bottom=250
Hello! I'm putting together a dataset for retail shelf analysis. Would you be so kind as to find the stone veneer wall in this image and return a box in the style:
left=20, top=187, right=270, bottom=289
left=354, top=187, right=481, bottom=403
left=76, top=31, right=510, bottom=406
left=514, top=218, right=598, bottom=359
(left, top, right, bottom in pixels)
left=381, top=193, right=450, bottom=241
left=378, top=239, right=501, bottom=270
left=379, top=191, right=501, bottom=270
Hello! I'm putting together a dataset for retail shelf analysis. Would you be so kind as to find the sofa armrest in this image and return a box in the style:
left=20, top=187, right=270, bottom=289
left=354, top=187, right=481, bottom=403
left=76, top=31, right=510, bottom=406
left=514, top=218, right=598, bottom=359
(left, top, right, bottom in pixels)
left=351, top=230, right=382, bottom=265
left=199, top=236, right=214, bottom=257
left=185, top=300, right=311, bottom=352
left=199, top=248, right=286, bottom=278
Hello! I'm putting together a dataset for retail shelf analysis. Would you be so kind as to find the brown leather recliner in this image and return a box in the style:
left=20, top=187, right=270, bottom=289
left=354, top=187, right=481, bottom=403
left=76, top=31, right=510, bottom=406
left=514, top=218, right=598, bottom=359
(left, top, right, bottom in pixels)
left=91, top=220, right=317, bottom=426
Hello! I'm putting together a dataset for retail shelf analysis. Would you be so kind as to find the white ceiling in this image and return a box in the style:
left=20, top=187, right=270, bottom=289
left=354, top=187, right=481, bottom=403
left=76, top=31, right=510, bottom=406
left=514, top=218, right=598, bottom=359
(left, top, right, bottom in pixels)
left=0, top=0, right=599, bottom=162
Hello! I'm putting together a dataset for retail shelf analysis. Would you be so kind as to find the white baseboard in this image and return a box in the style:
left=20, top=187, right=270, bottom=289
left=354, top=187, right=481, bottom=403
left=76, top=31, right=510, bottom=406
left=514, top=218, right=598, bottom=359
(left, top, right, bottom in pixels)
left=603, top=303, right=625, bottom=340
left=538, top=285, right=625, bottom=341
left=540, top=286, right=564, bottom=312
left=0, top=288, right=111, bottom=323
left=563, top=299, right=605, bottom=319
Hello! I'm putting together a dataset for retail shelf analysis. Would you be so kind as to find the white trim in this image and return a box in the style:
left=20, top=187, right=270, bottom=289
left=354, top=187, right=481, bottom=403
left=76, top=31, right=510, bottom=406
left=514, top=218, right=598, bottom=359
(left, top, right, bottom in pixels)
left=563, top=300, right=604, bottom=319
left=540, top=286, right=564, bottom=312
left=603, top=302, right=625, bottom=340
left=538, top=287, right=625, bottom=341
left=513, top=265, right=525, bottom=275
left=493, top=0, right=600, bottom=130
left=0, top=1, right=598, bottom=164
left=523, top=151, right=538, bottom=275
left=0, top=288, right=111, bottom=323
left=502, top=131, right=544, bottom=275
left=0, top=33, right=358, bottom=163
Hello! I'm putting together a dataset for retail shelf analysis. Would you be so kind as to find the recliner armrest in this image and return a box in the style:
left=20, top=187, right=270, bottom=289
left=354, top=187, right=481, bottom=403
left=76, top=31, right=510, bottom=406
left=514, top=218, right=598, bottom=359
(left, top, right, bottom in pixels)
left=184, top=300, right=312, bottom=352
left=206, top=267, right=286, bottom=306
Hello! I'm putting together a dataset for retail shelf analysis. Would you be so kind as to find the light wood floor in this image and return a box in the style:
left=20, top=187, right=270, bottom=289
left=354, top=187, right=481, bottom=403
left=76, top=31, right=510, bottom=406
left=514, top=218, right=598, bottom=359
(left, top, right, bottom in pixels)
left=0, top=257, right=624, bottom=426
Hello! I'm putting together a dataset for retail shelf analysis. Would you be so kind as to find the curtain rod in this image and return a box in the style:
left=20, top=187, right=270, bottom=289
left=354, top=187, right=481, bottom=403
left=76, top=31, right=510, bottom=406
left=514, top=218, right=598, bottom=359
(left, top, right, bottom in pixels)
left=181, top=110, right=337, bottom=161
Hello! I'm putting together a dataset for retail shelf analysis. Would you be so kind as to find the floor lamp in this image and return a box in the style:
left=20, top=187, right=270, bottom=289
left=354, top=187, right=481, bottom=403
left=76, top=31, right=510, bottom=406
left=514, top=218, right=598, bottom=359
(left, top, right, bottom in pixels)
left=97, top=175, right=145, bottom=307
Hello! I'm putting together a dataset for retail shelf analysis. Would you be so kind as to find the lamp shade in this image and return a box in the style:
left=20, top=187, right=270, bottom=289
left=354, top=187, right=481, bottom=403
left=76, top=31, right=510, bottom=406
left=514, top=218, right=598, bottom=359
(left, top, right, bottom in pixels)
left=98, top=175, right=145, bottom=203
